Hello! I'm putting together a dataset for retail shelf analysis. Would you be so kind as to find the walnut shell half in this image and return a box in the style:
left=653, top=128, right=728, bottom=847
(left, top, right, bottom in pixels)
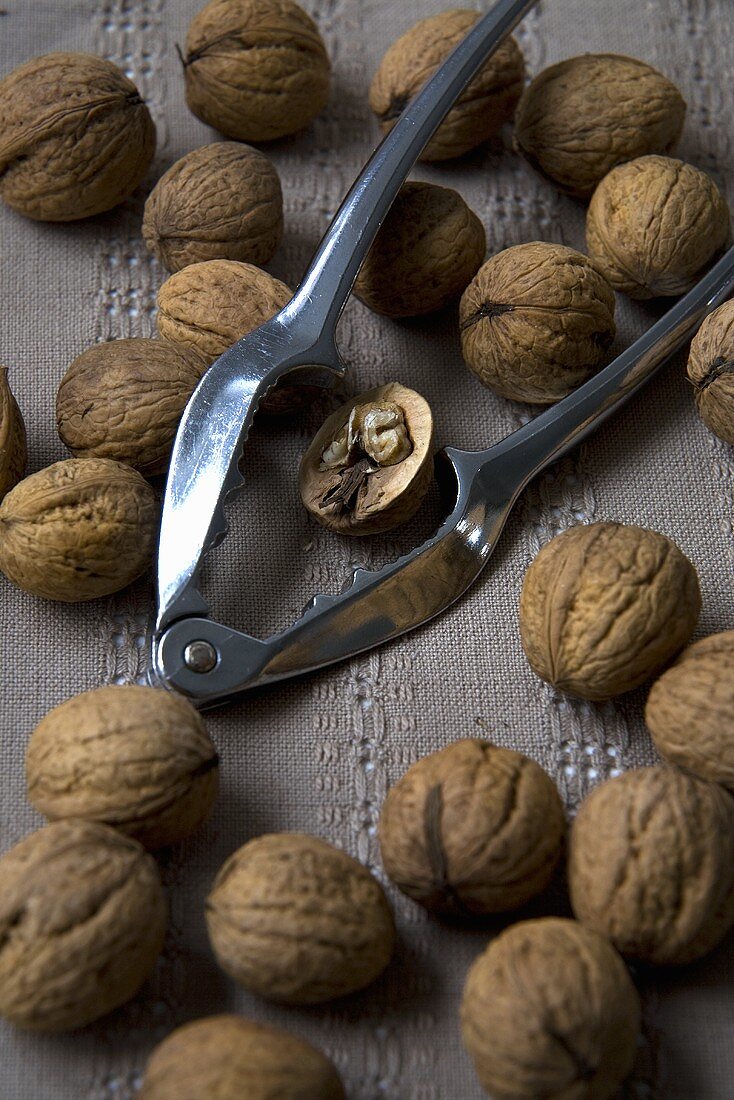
left=686, top=299, right=734, bottom=445
left=0, top=366, right=27, bottom=500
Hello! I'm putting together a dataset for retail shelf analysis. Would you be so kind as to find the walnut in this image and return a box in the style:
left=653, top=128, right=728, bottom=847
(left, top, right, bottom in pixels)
left=353, top=181, right=485, bottom=318
left=586, top=156, right=730, bottom=299
left=0, top=820, right=166, bottom=1031
left=0, top=458, right=158, bottom=602
left=139, top=1015, right=346, bottom=1100
left=686, top=299, right=734, bottom=445
left=514, top=54, right=686, bottom=199
left=520, top=522, right=701, bottom=701
left=0, top=366, right=26, bottom=500
left=459, top=242, right=616, bottom=404
left=182, top=0, right=330, bottom=142
left=569, top=766, right=734, bottom=965
left=56, top=339, right=207, bottom=477
left=369, top=11, right=524, bottom=162
left=143, top=142, right=283, bottom=273
left=645, top=632, right=734, bottom=790
left=461, top=918, right=641, bottom=1100
left=0, top=52, right=155, bottom=221
left=299, top=383, right=434, bottom=536
left=26, top=685, right=219, bottom=849
left=379, top=739, right=565, bottom=916
left=206, top=832, right=395, bottom=1004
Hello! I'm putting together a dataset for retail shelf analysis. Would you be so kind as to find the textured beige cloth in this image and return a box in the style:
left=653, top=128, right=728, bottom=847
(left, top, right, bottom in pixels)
left=1, top=0, right=733, bottom=1097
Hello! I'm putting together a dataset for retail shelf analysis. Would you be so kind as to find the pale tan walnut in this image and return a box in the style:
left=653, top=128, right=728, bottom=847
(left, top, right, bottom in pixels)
left=514, top=54, right=685, bottom=199
left=461, top=918, right=641, bottom=1100
left=520, top=522, right=700, bottom=701
left=206, top=832, right=395, bottom=1004
left=182, top=0, right=330, bottom=142
left=586, top=156, right=730, bottom=299
left=353, top=182, right=485, bottom=318
left=0, top=52, right=155, bottom=221
left=0, top=819, right=166, bottom=1031
left=56, top=339, right=207, bottom=477
left=569, top=766, right=734, bottom=965
left=139, top=1015, right=346, bottom=1100
left=143, top=142, right=283, bottom=273
left=299, top=383, right=434, bottom=536
left=26, top=685, right=219, bottom=849
left=0, top=366, right=27, bottom=500
left=686, top=299, right=734, bottom=445
left=379, top=739, right=565, bottom=915
left=460, top=242, right=616, bottom=404
left=0, top=458, right=158, bottom=602
left=645, top=632, right=734, bottom=790
left=370, top=11, right=524, bottom=162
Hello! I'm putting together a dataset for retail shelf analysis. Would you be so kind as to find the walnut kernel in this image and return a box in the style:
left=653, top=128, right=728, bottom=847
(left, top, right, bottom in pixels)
left=0, top=367, right=26, bottom=500
left=686, top=299, right=734, bottom=445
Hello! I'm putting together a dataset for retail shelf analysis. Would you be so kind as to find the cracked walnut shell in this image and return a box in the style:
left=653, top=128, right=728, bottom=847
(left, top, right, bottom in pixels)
left=686, top=299, right=734, bottom=445
left=26, top=685, right=219, bottom=850
left=569, top=766, right=734, bottom=965
left=0, top=820, right=166, bottom=1031
left=460, top=242, right=616, bottom=404
left=182, top=0, right=330, bottom=142
left=0, top=367, right=26, bottom=501
left=206, top=833, right=395, bottom=1004
left=461, top=918, right=641, bottom=1100
left=514, top=54, right=685, bottom=199
left=379, top=739, right=565, bottom=915
left=370, top=10, right=524, bottom=162
left=0, top=52, right=155, bottom=221
left=520, top=522, right=700, bottom=701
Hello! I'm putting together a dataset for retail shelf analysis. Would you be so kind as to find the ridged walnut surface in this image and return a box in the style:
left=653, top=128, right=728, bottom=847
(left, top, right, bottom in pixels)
left=686, top=298, right=734, bottom=445
left=0, top=367, right=26, bottom=501
left=569, top=766, right=734, bottom=965
left=461, top=918, right=641, bottom=1100
left=514, top=54, right=686, bottom=199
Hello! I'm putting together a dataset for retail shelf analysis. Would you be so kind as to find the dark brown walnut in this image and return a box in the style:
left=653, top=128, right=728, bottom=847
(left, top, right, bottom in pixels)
left=586, top=156, right=730, bottom=299
left=56, top=339, right=207, bottom=476
left=461, top=918, right=641, bottom=1100
left=460, top=242, right=616, bottom=404
left=0, top=458, right=158, bottom=602
left=206, top=832, right=395, bottom=1004
left=143, top=142, right=283, bottom=273
left=514, top=54, right=686, bottom=199
left=26, top=685, right=219, bottom=849
left=0, top=366, right=27, bottom=500
left=686, top=299, right=734, bottom=445
left=0, top=820, right=166, bottom=1031
left=353, top=181, right=485, bottom=318
left=299, top=383, right=434, bottom=536
left=646, top=632, right=734, bottom=790
left=0, top=52, right=155, bottom=221
left=569, top=766, right=734, bottom=965
left=379, top=739, right=565, bottom=916
left=182, top=0, right=330, bottom=142
left=520, top=522, right=701, bottom=701
left=370, top=10, right=524, bottom=162
left=139, top=1015, right=346, bottom=1100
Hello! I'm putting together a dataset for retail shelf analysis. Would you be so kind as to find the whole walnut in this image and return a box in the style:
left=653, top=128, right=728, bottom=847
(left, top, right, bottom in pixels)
left=0, top=820, right=166, bottom=1030
left=646, top=632, right=734, bottom=790
left=0, top=52, right=155, bottom=221
left=26, top=685, right=219, bottom=849
left=520, top=522, right=700, bottom=701
left=379, top=739, right=565, bottom=915
left=569, top=766, right=734, bottom=965
left=206, top=833, right=395, bottom=1004
left=139, top=1015, right=346, bottom=1100
left=369, top=11, right=524, bottom=162
left=353, top=182, right=485, bottom=318
left=0, top=458, right=158, bottom=602
left=686, top=299, right=734, bottom=445
left=461, top=918, right=641, bottom=1100
left=0, top=366, right=26, bottom=500
left=143, top=142, right=283, bottom=273
left=182, top=0, right=330, bottom=142
left=514, top=54, right=685, bottom=199
left=56, top=339, right=207, bottom=476
left=460, top=242, right=616, bottom=404
left=586, top=156, right=730, bottom=299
